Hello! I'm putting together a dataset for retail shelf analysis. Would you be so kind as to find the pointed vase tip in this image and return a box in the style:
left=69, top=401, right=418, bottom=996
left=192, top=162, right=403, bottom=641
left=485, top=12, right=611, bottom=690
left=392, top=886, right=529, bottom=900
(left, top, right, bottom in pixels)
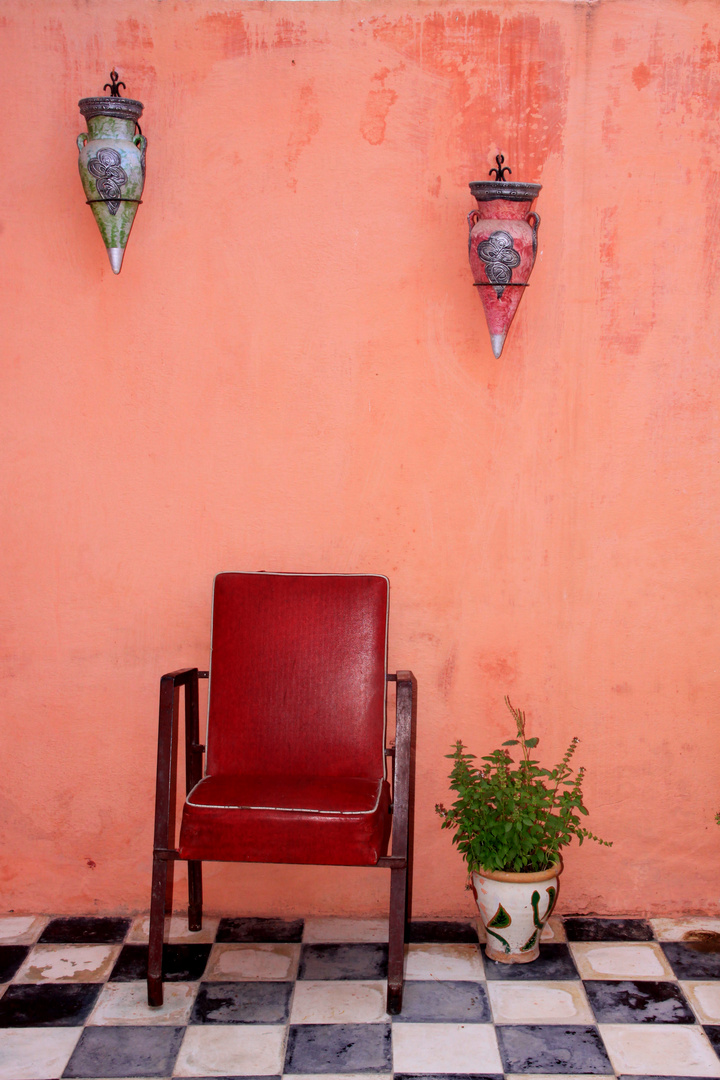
left=107, top=247, right=125, bottom=275
left=490, top=333, right=506, bottom=359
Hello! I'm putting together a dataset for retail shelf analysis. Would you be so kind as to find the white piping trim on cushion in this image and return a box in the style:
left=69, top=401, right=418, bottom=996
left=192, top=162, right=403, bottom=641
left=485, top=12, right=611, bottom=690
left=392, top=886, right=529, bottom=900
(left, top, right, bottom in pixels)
left=185, top=777, right=384, bottom=816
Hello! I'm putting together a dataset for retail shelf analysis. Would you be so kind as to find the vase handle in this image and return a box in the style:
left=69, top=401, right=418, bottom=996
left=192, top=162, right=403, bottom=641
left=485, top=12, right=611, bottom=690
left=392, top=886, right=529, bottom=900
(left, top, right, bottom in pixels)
left=526, top=210, right=541, bottom=258
left=467, top=209, right=481, bottom=235
left=77, top=133, right=88, bottom=152
left=133, top=134, right=147, bottom=151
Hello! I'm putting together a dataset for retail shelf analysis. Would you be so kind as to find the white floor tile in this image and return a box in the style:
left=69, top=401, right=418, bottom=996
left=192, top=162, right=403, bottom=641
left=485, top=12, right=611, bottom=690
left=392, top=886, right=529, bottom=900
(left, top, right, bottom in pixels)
left=14, top=944, right=121, bottom=983
left=681, top=980, right=720, bottom=1023
left=0, top=917, right=46, bottom=945
left=290, top=980, right=388, bottom=1023
left=652, top=916, right=720, bottom=941
left=204, top=942, right=300, bottom=981
left=174, top=1024, right=286, bottom=1076
left=569, top=941, right=675, bottom=980
left=487, top=980, right=594, bottom=1024
left=302, top=917, right=389, bottom=943
left=392, top=1021, right=503, bottom=1074
left=600, top=1023, right=720, bottom=1076
left=88, top=980, right=196, bottom=1025
left=404, top=943, right=485, bottom=981
left=127, top=914, right=220, bottom=944
left=0, top=1028, right=81, bottom=1080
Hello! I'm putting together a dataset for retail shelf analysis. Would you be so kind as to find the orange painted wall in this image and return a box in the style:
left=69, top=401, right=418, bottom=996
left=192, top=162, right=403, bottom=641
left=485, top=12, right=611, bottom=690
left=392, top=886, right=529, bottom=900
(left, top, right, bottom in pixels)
left=2, top=0, right=719, bottom=920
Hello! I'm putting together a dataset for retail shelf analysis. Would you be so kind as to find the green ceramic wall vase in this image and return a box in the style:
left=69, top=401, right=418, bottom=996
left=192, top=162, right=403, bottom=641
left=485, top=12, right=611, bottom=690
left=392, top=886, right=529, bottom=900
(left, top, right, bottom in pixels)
left=77, top=72, right=146, bottom=274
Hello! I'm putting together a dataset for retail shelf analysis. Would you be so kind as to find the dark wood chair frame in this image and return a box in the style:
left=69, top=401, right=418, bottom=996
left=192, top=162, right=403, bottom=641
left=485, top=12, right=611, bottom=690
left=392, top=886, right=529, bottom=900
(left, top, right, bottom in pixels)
left=148, top=667, right=417, bottom=1014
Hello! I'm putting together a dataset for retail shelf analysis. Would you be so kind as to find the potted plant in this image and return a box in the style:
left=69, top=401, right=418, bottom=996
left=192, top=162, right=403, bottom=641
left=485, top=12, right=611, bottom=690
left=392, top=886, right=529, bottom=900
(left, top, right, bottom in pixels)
left=436, top=697, right=611, bottom=963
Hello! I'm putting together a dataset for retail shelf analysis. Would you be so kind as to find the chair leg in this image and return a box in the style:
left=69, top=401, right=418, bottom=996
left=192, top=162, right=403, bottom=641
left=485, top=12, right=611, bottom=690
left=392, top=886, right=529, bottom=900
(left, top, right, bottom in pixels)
left=148, top=853, right=167, bottom=1007
left=188, top=860, right=203, bottom=932
left=387, top=865, right=408, bottom=1014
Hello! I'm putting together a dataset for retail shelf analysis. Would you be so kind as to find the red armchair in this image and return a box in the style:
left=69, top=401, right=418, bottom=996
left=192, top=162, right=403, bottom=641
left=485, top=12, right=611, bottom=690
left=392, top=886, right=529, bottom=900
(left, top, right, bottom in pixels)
left=148, top=572, right=416, bottom=1013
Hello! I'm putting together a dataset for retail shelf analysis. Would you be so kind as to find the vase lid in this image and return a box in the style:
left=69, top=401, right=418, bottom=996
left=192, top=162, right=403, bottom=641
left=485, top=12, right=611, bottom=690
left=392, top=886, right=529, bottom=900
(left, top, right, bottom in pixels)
left=79, top=96, right=144, bottom=123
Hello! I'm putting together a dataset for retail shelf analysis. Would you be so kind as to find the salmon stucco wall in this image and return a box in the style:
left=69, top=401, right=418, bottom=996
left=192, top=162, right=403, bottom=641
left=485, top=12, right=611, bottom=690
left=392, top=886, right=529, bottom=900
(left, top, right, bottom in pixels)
left=1, top=0, right=720, bottom=920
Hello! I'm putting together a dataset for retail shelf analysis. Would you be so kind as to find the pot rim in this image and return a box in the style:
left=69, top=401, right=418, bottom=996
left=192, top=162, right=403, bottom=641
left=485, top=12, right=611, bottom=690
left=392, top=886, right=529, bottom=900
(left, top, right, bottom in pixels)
left=469, top=181, right=541, bottom=203
left=79, top=97, right=144, bottom=123
left=473, top=859, right=562, bottom=884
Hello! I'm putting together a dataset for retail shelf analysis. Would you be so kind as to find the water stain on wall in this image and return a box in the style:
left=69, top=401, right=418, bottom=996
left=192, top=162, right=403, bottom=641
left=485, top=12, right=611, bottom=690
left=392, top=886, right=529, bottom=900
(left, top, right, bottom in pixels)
left=273, top=18, right=310, bottom=51
left=632, top=62, right=652, bottom=89
left=360, top=66, right=404, bottom=145
left=370, top=9, right=567, bottom=181
left=200, top=11, right=251, bottom=58
left=286, top=81, right=322, bottom=190
left=115, top=16, right=154, bottom=53
left=437, top=648, right=457, bottom=699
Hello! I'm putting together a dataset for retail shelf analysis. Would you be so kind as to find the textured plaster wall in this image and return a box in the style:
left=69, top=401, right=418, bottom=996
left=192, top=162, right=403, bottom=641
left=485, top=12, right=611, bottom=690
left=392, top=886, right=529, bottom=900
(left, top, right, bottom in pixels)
left=1, top=0, right=719, bottom=919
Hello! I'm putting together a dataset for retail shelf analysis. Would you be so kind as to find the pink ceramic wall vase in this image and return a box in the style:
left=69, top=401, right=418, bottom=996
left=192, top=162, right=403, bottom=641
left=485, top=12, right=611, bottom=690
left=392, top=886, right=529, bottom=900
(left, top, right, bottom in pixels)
left=468, top=156, right=541, bottom=358
left=77, top=72, right=146, bottom=275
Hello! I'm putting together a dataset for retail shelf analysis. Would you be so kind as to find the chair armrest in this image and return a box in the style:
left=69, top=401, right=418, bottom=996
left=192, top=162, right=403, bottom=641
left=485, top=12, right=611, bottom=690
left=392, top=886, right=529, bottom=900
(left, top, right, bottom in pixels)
left=154, top=668, right=204, bottom=855
left=160, top=668, right=201, bottom=686
left=390, top=670, right=417, bottom=859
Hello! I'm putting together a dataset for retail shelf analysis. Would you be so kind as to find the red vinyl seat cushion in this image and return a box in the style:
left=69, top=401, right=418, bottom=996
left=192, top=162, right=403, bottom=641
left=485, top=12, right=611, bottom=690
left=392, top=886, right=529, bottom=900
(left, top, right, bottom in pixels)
left=178, top=774, right=392, bottom=865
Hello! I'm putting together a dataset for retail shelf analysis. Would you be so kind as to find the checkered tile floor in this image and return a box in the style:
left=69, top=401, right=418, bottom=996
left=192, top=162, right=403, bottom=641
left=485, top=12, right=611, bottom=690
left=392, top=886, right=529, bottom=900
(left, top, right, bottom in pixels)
left=2, top=914, right=720, bottom=1078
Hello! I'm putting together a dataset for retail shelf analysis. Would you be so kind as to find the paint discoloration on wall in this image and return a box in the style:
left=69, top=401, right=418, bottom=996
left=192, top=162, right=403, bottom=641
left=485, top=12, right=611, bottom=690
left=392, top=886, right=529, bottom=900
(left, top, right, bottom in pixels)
left=371, top=10, right=568, bottom=180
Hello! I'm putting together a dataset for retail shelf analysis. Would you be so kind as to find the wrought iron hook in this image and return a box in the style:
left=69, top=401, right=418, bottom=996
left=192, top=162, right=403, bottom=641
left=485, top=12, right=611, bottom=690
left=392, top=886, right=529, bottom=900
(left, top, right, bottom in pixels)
left=489, top=154, right=512, bottom=182
left=104, top=70, right=126, bottom=97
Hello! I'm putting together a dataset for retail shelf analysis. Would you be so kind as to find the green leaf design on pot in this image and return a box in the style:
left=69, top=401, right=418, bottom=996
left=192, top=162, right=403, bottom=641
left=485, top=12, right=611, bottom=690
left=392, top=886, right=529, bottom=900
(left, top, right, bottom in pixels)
left=486, top=927, right=511, bottom=952
left=521, top=929, right=539, bottom=952
left=487, top=904, right=511, bottom=929
left=531, top=890, right=544, bottom=929
left=545, top=886, right=557, bottom=918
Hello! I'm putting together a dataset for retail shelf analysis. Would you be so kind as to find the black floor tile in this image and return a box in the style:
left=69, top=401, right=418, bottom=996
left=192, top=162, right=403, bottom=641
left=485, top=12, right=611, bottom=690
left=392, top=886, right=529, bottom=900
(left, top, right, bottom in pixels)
left=0, top=982, right=101, bottom=1026
left=408, top=921, right=479, bottom=944
left=662, top=942, right=720, bottom=979
left=395, top=1076, right=503, bottom=1080
left=563, top=917, right=654, bottom=941
left=109, top=943, right=211, bottom=981
left=216, top=917, right=304, bottom=943
left=284, top=1022, right=392, bottom=1073
left=483, top=944, right=579, bottom=981
left=496, top=1023, right=613, bottom=1074
left=703, top=1024, right=720, bottom=1054
left=393, top=980, right=491, bottom=1023
left=39, top=916, right=131, bottom=945
left=584, top=979, right=695, bottom=1023
left=190, top=981, right=292, bottom=1024
left=298, top=943, right=388, bottom=980
left=0, top=945, right=29, bottom=982
left=62, top=1024, right=185, bottom=1077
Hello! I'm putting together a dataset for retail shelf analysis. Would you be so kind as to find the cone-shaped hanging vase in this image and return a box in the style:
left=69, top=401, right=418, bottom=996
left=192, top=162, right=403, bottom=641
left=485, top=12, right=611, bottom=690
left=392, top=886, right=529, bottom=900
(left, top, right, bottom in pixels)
left=77, top=87, right=146, bottom=274
left=468, top=164, right=541, bottom=358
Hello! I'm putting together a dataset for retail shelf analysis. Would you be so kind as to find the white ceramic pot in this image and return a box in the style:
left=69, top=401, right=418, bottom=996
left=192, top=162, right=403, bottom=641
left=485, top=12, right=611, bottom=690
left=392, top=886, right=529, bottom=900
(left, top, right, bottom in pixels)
left=472, top=861, right=561, bottom=963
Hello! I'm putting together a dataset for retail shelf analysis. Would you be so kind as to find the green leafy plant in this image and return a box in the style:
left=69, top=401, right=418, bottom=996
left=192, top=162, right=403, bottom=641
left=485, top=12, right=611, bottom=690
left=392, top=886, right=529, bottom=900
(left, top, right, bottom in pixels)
left=435, top=697, right=612, bottom=874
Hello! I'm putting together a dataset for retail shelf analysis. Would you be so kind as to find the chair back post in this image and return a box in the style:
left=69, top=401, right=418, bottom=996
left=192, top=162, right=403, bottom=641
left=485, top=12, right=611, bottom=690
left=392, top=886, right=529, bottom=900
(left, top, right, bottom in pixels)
left=148, top=668, right=199, bottom=1007
left=387, top=669, right=417, bottom=1014
left=390, top=670, right=417, bottom=861
left=183, top=669, right=203, bottom=796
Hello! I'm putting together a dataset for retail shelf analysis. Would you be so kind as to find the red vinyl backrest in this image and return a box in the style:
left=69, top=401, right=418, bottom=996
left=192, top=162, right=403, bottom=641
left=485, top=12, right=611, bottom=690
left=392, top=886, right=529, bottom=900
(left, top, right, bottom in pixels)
left=206, top=573, right=389, bottom=780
